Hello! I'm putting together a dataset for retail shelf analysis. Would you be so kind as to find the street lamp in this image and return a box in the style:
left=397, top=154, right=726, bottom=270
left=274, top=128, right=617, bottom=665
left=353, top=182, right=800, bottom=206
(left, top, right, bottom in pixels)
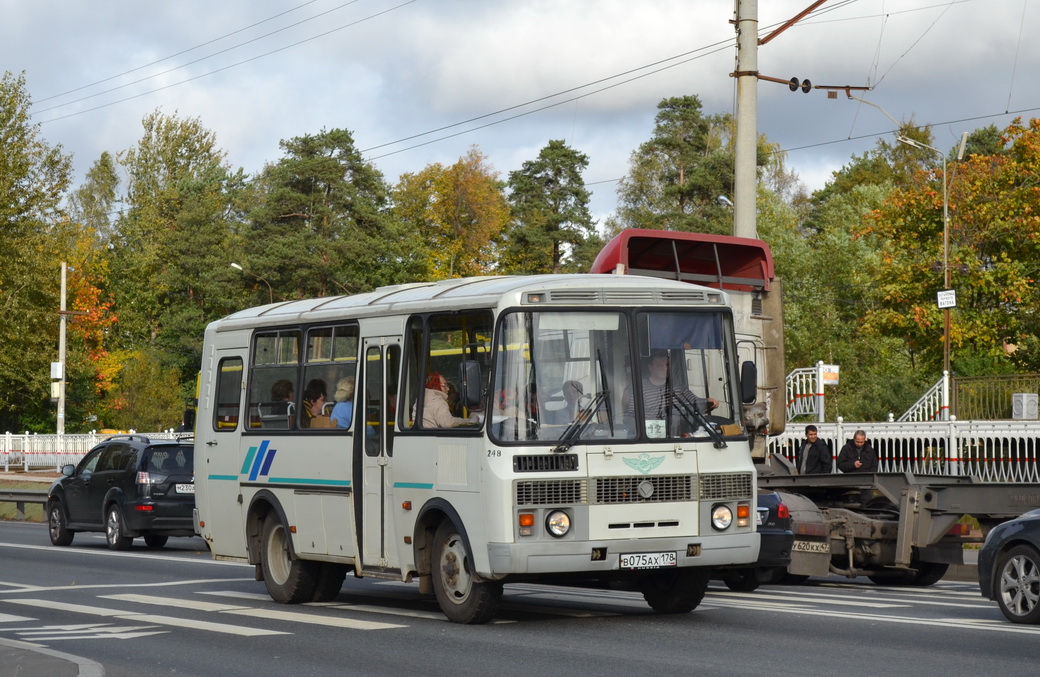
left=230, top=262, right=274, bottom=305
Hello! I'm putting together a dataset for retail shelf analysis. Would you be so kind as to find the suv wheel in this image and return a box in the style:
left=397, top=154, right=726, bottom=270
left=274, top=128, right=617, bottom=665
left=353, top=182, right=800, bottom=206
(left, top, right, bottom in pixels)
left=105, top=505, right=133, bottom=550
left=143, top=534, right=168, bottom=548
left=47, top=498, right=75, bottom=546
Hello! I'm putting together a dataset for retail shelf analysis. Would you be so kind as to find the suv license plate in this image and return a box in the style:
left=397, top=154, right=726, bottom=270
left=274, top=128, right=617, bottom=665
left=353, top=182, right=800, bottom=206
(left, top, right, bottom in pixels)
left=176, top=483, right=195, bottom=494
left=620, top=552, right=677, bottom=569
left=792, top=540, right=829, bottom=553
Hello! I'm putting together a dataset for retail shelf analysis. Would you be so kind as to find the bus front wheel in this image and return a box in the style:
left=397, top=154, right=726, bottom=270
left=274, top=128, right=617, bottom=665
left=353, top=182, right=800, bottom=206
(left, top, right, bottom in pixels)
left=431, top=521, right=502, bottom=624
left=261, top=514, right=318, bottom=604
left=641, top=568, right=709, bottom=613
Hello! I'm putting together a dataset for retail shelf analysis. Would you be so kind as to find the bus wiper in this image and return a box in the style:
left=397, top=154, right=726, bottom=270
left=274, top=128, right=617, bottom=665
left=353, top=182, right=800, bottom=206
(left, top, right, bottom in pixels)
left=551, top=391, right=607, bottom=454
left=666, top=388, right=727, bottom=449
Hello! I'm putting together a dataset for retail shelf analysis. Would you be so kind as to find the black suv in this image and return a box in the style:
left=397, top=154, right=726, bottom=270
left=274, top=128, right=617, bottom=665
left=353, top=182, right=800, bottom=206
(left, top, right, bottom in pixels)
left=46, top=435, right=196, bottom=550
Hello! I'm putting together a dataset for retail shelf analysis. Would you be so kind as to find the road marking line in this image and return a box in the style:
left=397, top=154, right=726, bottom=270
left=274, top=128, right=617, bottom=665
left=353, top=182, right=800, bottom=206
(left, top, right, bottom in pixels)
left=2, top=599, right=286, bottom=636
left=222, top=607, right=405, bottom=630
left=100, top=594, right=249, bottom=612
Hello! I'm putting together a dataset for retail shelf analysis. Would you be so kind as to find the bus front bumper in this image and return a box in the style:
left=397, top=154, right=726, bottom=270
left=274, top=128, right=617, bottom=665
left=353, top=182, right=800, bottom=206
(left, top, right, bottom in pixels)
left=485, top=532, right=760, bottom=576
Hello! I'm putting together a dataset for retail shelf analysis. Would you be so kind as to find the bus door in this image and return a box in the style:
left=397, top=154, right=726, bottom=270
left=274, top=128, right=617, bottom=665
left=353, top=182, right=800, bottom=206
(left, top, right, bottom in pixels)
left=357, top=337, right=401, bottom=572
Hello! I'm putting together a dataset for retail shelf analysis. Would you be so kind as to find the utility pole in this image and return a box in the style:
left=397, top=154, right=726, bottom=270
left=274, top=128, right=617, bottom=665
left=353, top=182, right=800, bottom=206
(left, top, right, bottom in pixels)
left=57, top=261, right=67, bottom=435
left=732, top=0, right=759, bottom=239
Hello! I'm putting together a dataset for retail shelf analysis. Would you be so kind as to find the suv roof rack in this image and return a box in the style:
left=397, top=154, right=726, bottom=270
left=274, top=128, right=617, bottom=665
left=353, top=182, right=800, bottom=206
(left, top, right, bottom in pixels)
left=102, top=434, right=152, bottom=443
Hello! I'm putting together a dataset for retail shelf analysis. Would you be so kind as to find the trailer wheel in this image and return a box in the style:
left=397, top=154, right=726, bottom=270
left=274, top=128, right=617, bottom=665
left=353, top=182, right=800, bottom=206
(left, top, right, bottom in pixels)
left=995, top=545, right=1040, bottom=624
left=260, top=514, right=318, bottom=604
left=722, top=570, right=760, bottom=592
left=642, top=568, right=709, bottom=613
left=868, top=562, right=948, bottom=587
left=431, top=520, right=502, bottom=624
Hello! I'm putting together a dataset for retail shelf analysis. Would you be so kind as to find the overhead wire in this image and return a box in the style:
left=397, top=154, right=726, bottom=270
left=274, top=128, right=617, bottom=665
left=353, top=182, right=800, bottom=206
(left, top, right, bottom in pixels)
left=33, top=0, right=321, bottom=105
left=37, top=0, right=419, bottom=123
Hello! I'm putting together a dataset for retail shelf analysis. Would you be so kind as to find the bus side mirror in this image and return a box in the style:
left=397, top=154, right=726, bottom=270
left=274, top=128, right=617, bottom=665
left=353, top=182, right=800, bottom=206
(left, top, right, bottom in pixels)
left=459, top=360, right=482, bottom=408
left=740, top=361, right=757, bottom=404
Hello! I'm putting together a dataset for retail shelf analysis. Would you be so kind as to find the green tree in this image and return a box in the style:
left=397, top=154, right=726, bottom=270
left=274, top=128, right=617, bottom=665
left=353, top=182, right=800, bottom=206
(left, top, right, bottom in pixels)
left=862, top=118, right=1040, bottom=375
left=393, top=147, right=509, bottom=279
left=247, top=128, right=415, bottom=297
left=612, top=95, right=756, bottom=235
left=105, top=110, right=243, bottom=415
left=499, top=140, right=597, bottom=274
left=0, top=71, right=74, bottom=432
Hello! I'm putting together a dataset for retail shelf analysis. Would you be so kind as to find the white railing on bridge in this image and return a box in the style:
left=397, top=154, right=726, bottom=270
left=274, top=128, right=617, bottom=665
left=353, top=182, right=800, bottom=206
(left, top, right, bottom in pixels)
left=786, top=364, right=823, bottom=423
left=1, top=431, right=184, bottom=472
left=768, top=416, right=1040, bottom=483
left=897, top=371, right=950, bottom=422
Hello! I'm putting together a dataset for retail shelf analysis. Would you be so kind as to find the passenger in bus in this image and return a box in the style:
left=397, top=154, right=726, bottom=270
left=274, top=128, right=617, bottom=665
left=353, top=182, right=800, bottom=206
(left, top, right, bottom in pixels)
left=330, top=377, right=355, bottom=429
left=301, top=379, right=332, bottom=428
left=269, top=379, right=296, bottom=428
left=420, top=373, right=480, bottom=428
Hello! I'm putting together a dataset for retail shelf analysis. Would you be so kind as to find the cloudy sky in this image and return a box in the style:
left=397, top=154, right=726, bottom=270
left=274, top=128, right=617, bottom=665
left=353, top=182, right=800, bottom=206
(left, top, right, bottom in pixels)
left=2, top=0, right=1037, bottom=224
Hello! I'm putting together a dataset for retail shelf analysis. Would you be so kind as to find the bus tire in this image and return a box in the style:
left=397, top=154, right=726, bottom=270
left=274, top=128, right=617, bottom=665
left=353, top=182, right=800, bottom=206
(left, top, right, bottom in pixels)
left=311, top=563, right=348, bottom=602
left=431, top=520, right=502, bottom=624
left=642, top=568, right=709, bottom=613
left=261, top=514, right=318, bottom=604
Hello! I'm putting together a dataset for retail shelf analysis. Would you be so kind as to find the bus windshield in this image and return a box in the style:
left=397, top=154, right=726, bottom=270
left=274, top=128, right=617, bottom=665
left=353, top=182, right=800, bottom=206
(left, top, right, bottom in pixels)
left=490, top=308, right=741, bottom=445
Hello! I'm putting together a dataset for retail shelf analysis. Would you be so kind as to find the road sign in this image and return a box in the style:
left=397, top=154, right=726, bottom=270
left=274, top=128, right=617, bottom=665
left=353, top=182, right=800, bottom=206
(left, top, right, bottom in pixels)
left=937, top=289, right=956, bottom=309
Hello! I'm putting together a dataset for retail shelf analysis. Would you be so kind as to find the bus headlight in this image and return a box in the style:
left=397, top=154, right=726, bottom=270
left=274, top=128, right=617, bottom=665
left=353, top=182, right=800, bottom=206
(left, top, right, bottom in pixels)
left=546, top=510, right=571, bottom=537
left=711, top=504, right=733, bottom=531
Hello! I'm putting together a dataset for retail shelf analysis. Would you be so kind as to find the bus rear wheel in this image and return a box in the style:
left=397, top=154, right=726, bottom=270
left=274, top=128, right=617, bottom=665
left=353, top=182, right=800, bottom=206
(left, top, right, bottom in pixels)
left=261, top=514, right=318, bottom=604
left=641, top=568, right=709, bottom=613
left=431, top=521, right=502, bottom=624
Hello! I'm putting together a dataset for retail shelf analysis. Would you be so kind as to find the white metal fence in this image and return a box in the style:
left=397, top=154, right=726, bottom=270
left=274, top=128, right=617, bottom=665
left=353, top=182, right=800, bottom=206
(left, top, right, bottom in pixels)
left=5, top=422, right=1039, bottom=484
left=1, top=431, right=184, bottom=472
left=769, top=417, right=1040, bottom=483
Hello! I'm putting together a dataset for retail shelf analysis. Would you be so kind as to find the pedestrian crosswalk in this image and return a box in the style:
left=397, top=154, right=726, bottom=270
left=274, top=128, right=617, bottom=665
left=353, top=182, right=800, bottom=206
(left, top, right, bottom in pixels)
left=0, top=578, right=1037, bottom=645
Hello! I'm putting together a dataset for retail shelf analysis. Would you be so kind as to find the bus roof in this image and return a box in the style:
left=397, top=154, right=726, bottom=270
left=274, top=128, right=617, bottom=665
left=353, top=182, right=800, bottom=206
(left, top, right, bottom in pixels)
left=211, top=273, right=730, bottom=330
left=590, top=229, right=775, bottom=292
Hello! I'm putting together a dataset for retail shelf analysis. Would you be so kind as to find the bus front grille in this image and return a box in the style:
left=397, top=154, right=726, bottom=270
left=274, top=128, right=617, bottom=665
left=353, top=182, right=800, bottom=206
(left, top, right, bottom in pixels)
left=698, top=472, right=753, bottom=500
left=516, top=479, right=587, bottom=505
left=593, top=475, right=693, bottom=504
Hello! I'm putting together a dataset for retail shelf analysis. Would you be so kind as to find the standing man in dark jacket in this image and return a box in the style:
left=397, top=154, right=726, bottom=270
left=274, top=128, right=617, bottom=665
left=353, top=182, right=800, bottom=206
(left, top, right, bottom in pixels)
left=798, top=425, right=832, bottom=474
left=836, top=430, right=878, bottom=473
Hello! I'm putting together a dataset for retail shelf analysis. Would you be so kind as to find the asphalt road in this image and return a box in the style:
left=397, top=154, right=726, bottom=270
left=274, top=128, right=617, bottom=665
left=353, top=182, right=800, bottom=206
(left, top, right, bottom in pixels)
left=0, top=519, right=1035, bottom=677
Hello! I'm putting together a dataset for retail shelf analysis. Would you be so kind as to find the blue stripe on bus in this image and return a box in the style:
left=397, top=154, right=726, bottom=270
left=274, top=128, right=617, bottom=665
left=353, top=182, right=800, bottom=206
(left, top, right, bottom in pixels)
left=208, top=474, right=239, bottom=481
left=267, top=478, right=351, bottom=486
left=248, top=440, right=271, bottom=481
left=393, top=482, right=434, bottom=489
left=240, top=444, right=258, bottom=475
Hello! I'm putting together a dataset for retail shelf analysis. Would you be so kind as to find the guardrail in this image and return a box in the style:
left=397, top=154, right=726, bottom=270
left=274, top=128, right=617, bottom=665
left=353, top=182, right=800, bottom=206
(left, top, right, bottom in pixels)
left=0, top=489, right=48, bottom=521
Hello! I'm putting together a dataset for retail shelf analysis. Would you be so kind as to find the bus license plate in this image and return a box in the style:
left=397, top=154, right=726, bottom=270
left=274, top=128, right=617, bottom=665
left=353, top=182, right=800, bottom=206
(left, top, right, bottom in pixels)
left=176, top=483, right=195, bottom=494
left=620, top=552, right=677, bottom=569
left=792, top=540, right=829, bottom=553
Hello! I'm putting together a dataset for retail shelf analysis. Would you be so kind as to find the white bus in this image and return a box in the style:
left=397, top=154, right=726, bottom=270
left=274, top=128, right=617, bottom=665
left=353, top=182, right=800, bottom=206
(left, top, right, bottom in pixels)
left=194, top=274, right=760, bottom=623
